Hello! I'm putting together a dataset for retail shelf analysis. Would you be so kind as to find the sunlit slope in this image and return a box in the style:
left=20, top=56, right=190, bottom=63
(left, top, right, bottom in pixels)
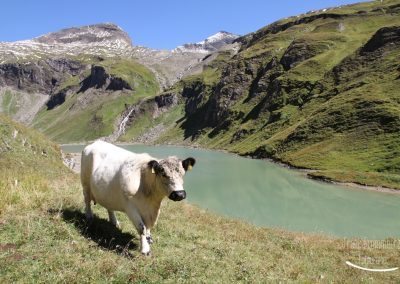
left=138, top=0, right=400, bottom=188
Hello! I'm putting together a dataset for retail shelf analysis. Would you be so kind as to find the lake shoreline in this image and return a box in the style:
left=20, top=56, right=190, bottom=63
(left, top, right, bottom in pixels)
left=60, top=142, right=400, bottom=195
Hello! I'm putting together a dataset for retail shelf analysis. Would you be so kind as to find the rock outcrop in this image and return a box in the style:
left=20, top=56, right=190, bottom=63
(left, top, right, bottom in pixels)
left=78, top=65, right=132, bottom=93
left=0, top=59, right=84, bottom=93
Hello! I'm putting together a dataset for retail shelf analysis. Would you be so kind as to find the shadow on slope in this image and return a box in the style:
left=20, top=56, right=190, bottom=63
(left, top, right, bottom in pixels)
left=50, top=208, right=137, bottom=258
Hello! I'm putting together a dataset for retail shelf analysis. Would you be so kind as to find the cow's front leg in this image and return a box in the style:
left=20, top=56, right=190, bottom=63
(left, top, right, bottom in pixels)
left=146, top=229, right=153, bottom=244
left=126, top=207, right=151, bottom=255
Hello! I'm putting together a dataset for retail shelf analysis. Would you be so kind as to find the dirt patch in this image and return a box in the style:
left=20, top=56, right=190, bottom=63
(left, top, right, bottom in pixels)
left=62, top=152, right=81, bottom=173
left=0, top=243, right=17, bottom=251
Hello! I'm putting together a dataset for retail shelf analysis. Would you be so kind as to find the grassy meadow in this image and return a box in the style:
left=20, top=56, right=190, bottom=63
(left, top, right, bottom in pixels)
left=1, top=114, right=400, bottom=282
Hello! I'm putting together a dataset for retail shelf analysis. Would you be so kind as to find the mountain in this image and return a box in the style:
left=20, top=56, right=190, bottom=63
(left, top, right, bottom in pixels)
left=0, top=23, right=237, bottom=140
left=174, top=31, right=239, bottom=53
left=117, top=0, right=400, bottom=189
left=0, top=23, right=133, bottom=63
left=33, top=23, right=132, bottom=46
left=0, top=23, right=237, bottom=88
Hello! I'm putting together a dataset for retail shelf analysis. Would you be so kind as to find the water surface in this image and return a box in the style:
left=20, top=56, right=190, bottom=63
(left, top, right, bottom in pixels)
left=62, top=144, right=400, bottom=239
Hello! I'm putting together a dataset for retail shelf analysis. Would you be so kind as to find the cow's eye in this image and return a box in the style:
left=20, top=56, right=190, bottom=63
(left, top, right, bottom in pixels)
left=161, top=175, right=171, bottom=185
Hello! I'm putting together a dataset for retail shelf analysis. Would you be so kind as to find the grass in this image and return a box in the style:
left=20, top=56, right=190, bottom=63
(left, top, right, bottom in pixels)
left=1, top=114, right=400, bottom=282
left=1, top=90, right=18, bottom=116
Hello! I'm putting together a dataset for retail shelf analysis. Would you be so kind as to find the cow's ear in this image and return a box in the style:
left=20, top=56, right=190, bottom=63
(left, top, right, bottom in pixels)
left=148, top=160, right=163, bottom=175
left=182, top=157, right=196, bottom=171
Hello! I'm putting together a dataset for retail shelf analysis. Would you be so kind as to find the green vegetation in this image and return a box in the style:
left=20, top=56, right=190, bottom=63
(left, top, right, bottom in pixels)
left=1, top=90, right=18, bottom=116
left=0, top=90, right=42, bottom=119
left=32, top=58, right=159, bottom=143
left=1, top=114, right=400, bottom=282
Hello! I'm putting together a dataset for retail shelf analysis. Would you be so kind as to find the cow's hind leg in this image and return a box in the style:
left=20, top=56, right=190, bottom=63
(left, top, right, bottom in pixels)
left=83, top=188, right=93, bottom=221
left=108, top=210, right=120, bottom=228
left=125, top=206, right=151, bottom=256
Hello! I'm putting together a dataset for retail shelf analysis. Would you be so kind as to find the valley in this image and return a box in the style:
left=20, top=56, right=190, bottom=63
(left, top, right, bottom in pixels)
left=0, top=0, right=399, bottom=190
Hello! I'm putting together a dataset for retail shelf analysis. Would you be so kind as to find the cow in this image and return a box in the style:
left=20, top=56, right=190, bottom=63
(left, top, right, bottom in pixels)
left=80, top=140, right=196, bottom=255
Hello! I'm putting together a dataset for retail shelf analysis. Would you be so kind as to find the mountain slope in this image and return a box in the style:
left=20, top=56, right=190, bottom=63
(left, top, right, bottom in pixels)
left=122, top=0, right=400, bottom=189
left=31, top=58, right=159, bottom=142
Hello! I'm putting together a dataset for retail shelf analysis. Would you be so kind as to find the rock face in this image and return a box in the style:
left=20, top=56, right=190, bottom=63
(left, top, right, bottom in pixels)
left=106, top=92, right=178, bottom=142
left=78, top=65, right=132, bottom=93
left=361, top=25, right=400, bottom=53
left=280, top=40, right=330, bottom=70
left=0, top=59, right=85, bottom=93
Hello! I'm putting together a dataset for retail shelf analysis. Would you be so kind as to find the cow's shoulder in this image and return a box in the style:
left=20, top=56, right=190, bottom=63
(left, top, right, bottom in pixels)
left=119, top=153, right=154, bottom=198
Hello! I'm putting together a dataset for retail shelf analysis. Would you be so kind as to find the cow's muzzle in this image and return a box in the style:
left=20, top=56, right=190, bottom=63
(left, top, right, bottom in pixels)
left=169, top=190, right=186, bottom=201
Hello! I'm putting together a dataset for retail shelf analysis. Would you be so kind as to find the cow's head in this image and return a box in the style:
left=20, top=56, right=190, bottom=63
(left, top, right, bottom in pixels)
left=148, top=157, right=196, bottom=201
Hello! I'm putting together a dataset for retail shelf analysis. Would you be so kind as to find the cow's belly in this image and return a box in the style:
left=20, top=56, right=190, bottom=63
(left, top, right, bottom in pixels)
left=90, top=169, right=127, bottom=212
left=92, top=186, right=127, bottom=212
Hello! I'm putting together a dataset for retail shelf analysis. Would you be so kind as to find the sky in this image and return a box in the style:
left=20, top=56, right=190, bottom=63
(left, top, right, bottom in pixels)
left=1, top=0, right=366, bottom=50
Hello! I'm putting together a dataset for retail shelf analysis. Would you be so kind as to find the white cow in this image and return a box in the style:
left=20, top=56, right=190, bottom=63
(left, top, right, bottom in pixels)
left=80, top=140, right=195, bottom=255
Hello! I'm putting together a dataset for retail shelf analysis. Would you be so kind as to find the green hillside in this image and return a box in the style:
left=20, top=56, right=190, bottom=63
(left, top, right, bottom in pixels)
left=31, top=58, right=159, bottom=143
left=123, top=0, right=400, bottom=189
left=1, top=114, right=400, bottom=282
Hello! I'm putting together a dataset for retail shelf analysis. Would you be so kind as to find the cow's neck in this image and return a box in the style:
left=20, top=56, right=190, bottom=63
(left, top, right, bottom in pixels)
left=140, top=169, right=167, bottom=201
left=137, top=169, right=165, bottom=228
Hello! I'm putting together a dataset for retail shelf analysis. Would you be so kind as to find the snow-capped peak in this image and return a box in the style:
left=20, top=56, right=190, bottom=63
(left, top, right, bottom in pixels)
left=173, top=31, right=239, bottom=54
left=197, top=31, right=238, bottom=45
left=0, top=23, right=135, bottom=64
left=32, top=23, right=132, bottom=47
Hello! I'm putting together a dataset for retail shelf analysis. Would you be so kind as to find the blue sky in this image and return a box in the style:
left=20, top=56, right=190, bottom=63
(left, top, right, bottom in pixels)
left=2, top=0, right=365, bottom=49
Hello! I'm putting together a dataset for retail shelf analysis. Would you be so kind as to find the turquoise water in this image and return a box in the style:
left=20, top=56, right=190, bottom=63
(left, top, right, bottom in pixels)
left=62, top=144, right=400, bottom=239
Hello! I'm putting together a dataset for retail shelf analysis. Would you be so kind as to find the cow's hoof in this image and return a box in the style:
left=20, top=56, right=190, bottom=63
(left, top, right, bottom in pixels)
left=85, top=215, right=94, bottom=225
left=141, top=251, right=151, bottom=257
left=85, top=212, right=94, bottom=221
left=146, top=236, right=153, bottom=244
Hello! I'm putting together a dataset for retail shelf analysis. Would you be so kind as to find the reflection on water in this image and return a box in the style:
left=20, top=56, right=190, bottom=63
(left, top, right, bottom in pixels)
left=62, top=144, right=400, bottom=239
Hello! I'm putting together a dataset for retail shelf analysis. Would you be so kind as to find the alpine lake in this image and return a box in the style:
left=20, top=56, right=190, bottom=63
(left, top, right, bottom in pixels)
left=61, top=144, right=400, bottom=239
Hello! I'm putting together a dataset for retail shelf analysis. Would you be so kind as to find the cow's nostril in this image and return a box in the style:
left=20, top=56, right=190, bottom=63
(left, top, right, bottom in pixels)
left=169, top=190, right=186, bottom=201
